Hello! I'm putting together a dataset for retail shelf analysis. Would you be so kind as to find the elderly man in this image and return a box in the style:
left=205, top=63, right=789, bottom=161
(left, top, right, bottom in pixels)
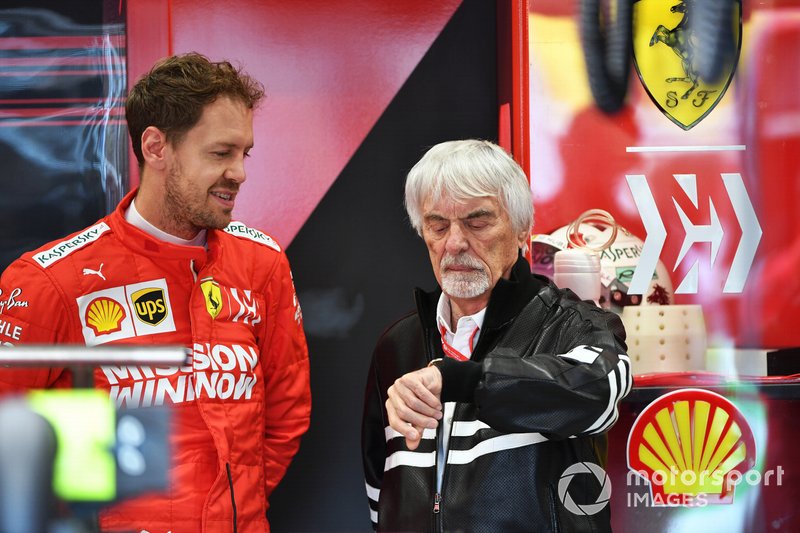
left=361, top=139, right=631, bottom=532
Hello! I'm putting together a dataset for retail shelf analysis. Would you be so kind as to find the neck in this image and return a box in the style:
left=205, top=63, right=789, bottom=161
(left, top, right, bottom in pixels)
left=135, top=178, right=198, bottom=240
left=448, top=296, right=489, bottom=329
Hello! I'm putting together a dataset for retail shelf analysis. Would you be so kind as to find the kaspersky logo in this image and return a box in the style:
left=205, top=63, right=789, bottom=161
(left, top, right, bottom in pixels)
left=633, top=0, right=741, bottom=129
left=627, top=389, right=756, bottom=506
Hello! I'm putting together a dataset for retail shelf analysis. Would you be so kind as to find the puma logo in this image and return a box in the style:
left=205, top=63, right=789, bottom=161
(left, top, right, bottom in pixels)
left=82, top=263, right=106, bottom=280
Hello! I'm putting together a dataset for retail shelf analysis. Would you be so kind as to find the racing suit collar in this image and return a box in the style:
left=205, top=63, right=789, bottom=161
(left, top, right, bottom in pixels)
left=108, top=189, right=213, bottom=270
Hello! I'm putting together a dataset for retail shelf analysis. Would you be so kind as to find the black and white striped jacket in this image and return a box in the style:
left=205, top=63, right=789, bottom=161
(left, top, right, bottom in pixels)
left=361, top=257, right=631, bottom=532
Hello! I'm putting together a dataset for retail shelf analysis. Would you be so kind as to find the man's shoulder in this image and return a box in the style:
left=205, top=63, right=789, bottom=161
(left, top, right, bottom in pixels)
left=219, top=221, right=282, bottom=254
left=374, top=310, right=424, bottom=355
left=371, top=310, right=428, bottom=380
left=528, top=280, right=625, bottom=338
left=19, top=218, right=115, bottom=271
left=380, top=310, right=420, bottom=336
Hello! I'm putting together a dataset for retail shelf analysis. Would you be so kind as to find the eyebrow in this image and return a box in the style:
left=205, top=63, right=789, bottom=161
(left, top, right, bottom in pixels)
left=208, top=142, right=255, bottom=153
left=423, top=209, right=497, bottom=222
left=464, top=209, right=495, bottom=220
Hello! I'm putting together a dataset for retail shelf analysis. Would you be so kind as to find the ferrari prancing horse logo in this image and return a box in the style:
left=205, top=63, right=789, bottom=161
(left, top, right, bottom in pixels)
left=633, top=0, right=742, bottom=130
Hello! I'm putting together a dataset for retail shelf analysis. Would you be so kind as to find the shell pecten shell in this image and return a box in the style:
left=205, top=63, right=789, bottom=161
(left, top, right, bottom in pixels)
left=627, top=388, right=756, bottom=501
left=85, top=296, right=126, bottom=335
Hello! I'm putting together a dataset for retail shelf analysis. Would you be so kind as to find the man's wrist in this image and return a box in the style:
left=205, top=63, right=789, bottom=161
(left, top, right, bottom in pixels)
left=436, top=357, right=482, bottom=403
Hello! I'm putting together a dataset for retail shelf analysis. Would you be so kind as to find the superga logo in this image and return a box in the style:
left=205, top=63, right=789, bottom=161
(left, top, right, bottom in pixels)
left=76, top=278, right=176, bottom=346
left=100, top=342, right=259, bottom=408
left=33, top=222, right=111, bottom=268
left=131, top=287, right=168, bottom=325
left=224, top=222, right=281, bottom=252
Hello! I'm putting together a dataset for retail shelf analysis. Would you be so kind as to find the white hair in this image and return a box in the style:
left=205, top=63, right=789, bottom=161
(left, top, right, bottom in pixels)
left=404, top=139, right=534, bottom=236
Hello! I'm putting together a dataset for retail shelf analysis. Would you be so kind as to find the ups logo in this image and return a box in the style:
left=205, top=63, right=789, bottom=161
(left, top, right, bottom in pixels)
left=131, top=287, right=168, bottom=326
left=633, top=0, right=741, bottom=129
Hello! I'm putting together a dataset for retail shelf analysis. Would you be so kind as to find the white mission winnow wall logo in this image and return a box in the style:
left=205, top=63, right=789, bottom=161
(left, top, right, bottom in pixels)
left=626, top=173, right=762, bottom=294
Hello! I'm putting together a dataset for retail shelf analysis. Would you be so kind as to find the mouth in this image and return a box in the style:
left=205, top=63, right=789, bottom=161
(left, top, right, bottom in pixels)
left=210, top=190, right=236, bottom=208
left=445, top=265, right=478, bottom=273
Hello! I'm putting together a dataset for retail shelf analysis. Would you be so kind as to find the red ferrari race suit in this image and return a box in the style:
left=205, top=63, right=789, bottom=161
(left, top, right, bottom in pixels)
left=0, top=189, right=311, bottom=532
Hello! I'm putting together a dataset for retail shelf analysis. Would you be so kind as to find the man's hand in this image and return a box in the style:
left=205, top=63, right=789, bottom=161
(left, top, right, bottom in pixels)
left=386, top=366, right=443, bottom=450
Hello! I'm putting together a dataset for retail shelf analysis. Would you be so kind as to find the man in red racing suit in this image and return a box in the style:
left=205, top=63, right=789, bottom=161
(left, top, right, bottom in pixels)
left=0, top=53, right=310, bottom=532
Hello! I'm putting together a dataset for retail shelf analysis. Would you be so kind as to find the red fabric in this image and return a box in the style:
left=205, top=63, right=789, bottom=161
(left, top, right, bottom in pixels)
left=439, top=325, right=479, bottom=362
left=0, top=189, right=311, bottom=532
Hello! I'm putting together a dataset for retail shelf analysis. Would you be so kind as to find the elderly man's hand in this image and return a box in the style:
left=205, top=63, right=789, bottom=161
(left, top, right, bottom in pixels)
left=386, top=366, right=444, bottom=450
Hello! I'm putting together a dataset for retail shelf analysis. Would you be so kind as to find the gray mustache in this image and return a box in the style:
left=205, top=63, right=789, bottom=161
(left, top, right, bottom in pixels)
left=440, top=254, right=484, bottom=271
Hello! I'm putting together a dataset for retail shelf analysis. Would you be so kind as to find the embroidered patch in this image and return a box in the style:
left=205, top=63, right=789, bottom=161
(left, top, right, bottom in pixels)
left=224, top=222, right=281, bottom=252
left=76, top=278, right=175, bottom=346
left=33, top=222, right=111, bottom=268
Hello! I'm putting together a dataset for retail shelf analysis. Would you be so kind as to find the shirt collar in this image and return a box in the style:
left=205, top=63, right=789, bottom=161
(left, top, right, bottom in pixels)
left=125, top=197, right=207, bottom=248
left=435, top=292, right=487, bottom=337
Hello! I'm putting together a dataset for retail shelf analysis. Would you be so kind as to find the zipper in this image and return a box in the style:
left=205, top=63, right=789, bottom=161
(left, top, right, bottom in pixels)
left=427, top=325, right=444, bottom=532
left=189, top=259, right=198, bottom=282
left=226, top=463, right=238, bottom=533
left=435, top=403, right=457, bottom=533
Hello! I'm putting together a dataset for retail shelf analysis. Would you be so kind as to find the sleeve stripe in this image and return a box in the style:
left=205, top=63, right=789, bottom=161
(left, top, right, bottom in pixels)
left=583, top=366, right=618, bottom=433
left=370, top=509, right=377, bottom=525
left=447, top=432, right=549, bottom=465
left=384, top=426, right=436, bottom=442
left=384, top=450, right=436, bottom=471
left=588, top=358, right=631, bottom=434
left=451, top=419, right=491, bottom=437
left=365, top=481, right=380, bottom=502
left=558, top=345, right=602, bottom=364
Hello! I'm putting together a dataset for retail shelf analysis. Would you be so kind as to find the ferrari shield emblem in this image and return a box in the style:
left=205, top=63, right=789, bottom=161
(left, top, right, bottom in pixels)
left=633, top=0, right=741, bottom=130
left=200, top=279, right=223, bottom=319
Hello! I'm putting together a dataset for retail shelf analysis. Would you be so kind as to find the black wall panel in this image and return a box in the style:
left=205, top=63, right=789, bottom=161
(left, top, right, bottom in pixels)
left=271, top=1, right=499, bottom=530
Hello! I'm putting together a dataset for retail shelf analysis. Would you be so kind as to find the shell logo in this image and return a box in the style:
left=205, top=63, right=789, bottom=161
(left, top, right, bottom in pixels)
left=85, top=297, right=126, bottom=336
left=627, top=388, right=756, bottom=505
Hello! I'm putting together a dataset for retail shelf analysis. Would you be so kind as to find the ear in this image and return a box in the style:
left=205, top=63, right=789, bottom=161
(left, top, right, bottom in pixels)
left=141, top=126, right=169, bottom=171
left=516, top=229, right=530, bottom=250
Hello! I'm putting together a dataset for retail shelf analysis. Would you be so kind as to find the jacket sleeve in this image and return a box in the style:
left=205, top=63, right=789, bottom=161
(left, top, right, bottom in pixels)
left=439, top=303, right=631, bottom=440
left=0, top=259, right=75, bottom=393
left=259, top=252, right=311, bottom=502
left=361, top=354, right=386, bottom=530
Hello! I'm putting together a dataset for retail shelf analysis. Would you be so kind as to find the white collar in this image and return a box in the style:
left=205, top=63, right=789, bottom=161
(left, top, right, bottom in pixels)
left=435, top=292, right=487, bottom=337
left=125, top=198, right=207, bottom=248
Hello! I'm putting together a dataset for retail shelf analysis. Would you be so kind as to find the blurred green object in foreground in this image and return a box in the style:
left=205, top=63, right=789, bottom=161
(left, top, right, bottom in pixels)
left=27, top=389, right=116, bottom=502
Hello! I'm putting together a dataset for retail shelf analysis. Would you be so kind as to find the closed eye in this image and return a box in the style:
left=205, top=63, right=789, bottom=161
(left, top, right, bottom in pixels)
left=467, top=220, right=489, bottom=230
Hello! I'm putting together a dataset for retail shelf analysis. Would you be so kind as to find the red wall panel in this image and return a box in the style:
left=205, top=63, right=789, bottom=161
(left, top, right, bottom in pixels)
left=127, top=0, right=464, bottom=247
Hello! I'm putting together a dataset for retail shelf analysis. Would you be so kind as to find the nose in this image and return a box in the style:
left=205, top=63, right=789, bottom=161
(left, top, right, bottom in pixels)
left=444, top=223, right=469, bottom=255
left=224, top=155, right=247, bottom=184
